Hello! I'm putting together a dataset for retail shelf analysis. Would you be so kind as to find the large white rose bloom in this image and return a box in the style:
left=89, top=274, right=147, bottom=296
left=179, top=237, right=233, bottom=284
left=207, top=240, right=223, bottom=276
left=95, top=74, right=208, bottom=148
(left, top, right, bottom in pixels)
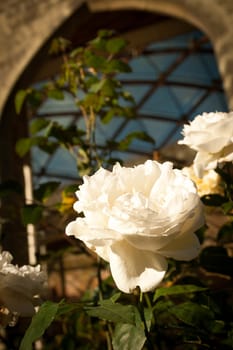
left=178, top=112, right=233, bottom=177
left=0, top=251, right=46, bottom=317
left=66, top=160, right=204, bottom=293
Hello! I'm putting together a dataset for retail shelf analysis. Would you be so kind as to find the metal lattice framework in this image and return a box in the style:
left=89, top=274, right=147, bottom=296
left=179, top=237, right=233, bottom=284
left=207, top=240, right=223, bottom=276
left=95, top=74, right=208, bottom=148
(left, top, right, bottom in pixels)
left=32, top=30, right=227, bottom=184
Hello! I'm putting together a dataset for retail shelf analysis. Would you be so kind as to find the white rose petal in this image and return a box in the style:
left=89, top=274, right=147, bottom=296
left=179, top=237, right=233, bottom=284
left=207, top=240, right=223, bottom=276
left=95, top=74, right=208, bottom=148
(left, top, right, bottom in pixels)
left=109, top=240, right=167, bottom=293
left=0, top=251, right=46, bottom=317
left=158, top=232, right=201, bottom=261
left=66, top=160, right=204, bottom=293
left=178, top=111, right=233, bottom=177
left=0, top=285, right=35, bottom=316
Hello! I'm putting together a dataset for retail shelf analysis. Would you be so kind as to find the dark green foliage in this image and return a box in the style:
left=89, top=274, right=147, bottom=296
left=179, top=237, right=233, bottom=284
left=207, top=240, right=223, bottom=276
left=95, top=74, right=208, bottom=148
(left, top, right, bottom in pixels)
left=199, top=246, right=233, bottom=275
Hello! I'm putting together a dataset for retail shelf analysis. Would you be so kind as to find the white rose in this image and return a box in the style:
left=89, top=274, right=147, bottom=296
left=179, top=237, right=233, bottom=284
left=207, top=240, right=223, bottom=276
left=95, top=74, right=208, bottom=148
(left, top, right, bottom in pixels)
left=182, top=166, right=223, bottom=197
left=178, top=112, right=233, bottom=177
left=0, top=251, right=46, bottom=317
left=66, top=160, right=204, bottom=293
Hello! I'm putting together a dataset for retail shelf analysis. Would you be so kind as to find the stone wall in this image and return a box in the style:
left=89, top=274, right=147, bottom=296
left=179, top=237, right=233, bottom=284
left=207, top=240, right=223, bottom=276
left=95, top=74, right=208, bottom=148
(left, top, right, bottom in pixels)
left=0, top=0, right=84, bottom=115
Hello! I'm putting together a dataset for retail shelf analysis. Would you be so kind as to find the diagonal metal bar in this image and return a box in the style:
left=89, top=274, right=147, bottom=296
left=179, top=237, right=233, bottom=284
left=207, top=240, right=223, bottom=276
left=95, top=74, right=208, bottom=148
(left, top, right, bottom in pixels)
left=110, top=39, right=204, bottom=142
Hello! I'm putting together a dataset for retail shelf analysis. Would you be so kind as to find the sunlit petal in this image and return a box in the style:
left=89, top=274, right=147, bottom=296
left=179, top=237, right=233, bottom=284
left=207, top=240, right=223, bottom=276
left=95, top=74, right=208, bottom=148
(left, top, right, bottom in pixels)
left=158, top=232, right=200, bottom=261
left=109, top=240, right=167, bottom=293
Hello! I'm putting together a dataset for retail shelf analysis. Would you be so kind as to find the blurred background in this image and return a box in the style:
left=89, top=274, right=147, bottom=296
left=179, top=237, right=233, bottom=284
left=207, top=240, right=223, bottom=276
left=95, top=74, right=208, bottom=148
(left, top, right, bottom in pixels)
left=0, top=0, right=231, bottom=319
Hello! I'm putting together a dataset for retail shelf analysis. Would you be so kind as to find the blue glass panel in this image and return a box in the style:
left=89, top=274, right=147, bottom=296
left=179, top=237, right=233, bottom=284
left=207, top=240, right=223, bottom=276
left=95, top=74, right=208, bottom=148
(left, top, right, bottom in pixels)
left=146, top=53, right=180, bottom=73
left=189, top=92, right=228, bottom=119
left=32, top=29, right=228, bottom=182
left=119, top=56, right=159, bottom=81
left=140, top=119, right=176, bottom=148
left=31, top=147, right=49, bottom=173
left=140, top=86, right=181, bottom=118
left=168, top=55, right=213, bottom=84
left=123, top=84, right=152, bottom=103
left=46, top=148, right=78, bottom=178
left=169, top=86, right=205, bottom=114
left=200, top=54, right=222, bottom=80
left=38, top=92, right=77, bottom=114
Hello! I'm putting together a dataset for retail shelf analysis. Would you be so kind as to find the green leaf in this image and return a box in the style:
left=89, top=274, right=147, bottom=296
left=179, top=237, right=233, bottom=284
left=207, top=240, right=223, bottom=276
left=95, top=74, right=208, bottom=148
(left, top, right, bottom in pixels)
left=153, top=299, right=175, bottom=317
left=15, top=89, right=30, bottom=114
left=48, top=37, right=71, bottom=55
left=106, top=37, right=127, bottom=54
left=15, top=138, right=34, bottom=157
left=110, top=292, right=122, bottom=303
left=153, top=284, right=207, bottom=302
left=43, top=121, right=62, bottom=138
left=89, top=79, right=105, bottom=93
left=16, top=136, right=59, bottom=157
left=102, top=106, right=135, bottom=124
left=118, top=131, right=155, bottom=151
left=88, top=36, right=107, bottom=51
left=56, top=301, right=83, bottom=317
left=79, top=93, right=105, bottom=112
left=112, top=323, right=146, bottom=350
left=121, top=91, right=135, bottom=102
left=34, top=181, right=60, bottom=202
left=47, top=88, right=64, bottom=100
left=27, top=89, right=44, bottom=109
left=97, top=29, right=115, bottom=39
left=84, top=51, right=106, bottom=70
left=101, top=109, right=117, bottom=124
left=21, top=204, right=43, bottom=225
left=89, top=78, right=117, bottom=98
left=222, top=201, right=233, bottom=214
left=195, top=225, right=207, bottom=244
left=30, top=118, right=51, bottom=135
left=19, top=301, right=59, bottom=350
left=101, top=106, right=125, bottom=123
left=170, top=301, right=215, bottom=330
left=85, top=300, right=137, bottom=325
left=104, top=59, right=131, bottom=73
left=38, top=140, right=59, bottom=154
left=69, top=46, right=83, bottom=59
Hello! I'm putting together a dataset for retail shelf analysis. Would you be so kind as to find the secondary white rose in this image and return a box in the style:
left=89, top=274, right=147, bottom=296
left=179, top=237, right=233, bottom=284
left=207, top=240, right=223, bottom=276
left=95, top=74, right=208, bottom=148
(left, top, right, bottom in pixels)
left=66, top=160, right=204, bottom=293
left=182, top=166, right=223, bottom=197
left=0, top=251, right=46, bottom=317
left=178, top=112, right=233, bottom=177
